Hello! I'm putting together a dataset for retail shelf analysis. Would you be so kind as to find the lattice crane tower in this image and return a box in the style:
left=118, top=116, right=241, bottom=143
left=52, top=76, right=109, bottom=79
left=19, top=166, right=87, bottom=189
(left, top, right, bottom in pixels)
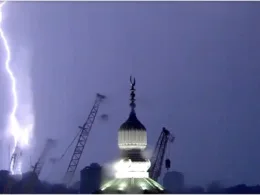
left=63, top=93, right=106, bottom=186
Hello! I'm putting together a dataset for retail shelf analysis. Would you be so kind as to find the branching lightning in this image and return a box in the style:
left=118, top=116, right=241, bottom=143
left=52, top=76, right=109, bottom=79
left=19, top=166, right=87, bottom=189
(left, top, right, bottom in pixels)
left=0, top=0, right=32, bottom=175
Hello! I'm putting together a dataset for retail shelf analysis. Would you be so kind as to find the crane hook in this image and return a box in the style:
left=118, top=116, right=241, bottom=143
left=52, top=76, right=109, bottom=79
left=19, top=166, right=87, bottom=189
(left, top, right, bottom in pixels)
left=165, top=158, right=171, bottom=170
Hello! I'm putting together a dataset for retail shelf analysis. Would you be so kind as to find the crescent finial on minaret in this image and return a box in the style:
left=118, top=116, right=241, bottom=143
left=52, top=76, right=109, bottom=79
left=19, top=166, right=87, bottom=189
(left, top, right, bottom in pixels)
left=130, top=76, right=136, bottom=111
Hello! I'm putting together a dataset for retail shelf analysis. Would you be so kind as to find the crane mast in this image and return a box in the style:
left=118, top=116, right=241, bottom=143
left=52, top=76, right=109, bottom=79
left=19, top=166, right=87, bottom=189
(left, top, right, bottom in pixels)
left=32, top=138, right=56, bottom=177
left=9, top=144, right=23, bottom=175
left=4, top=145, right=23, bottom=193
left=149, top=127, right=174, bottom=181
left=63, top=93, right=105, bottom=186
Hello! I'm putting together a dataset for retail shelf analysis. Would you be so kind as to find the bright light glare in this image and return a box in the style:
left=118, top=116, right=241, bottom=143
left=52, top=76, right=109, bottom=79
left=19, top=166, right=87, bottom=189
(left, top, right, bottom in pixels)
left=114, top=159, right=151, bottom=172
left=101, top=181, right=113, bottom=191
left=114, top=159, right=151, bottom=179
left=145, top=178, right=164, bottom=191
left=114, top=159, right=131, bottom=171
left=0, top=0, right=34, bottom=174
left=116, top=171, right=149, bottom=179
left=118, top=182, right=127, bottom=191
left=0, top=10, right=2, bottom=23
left=139, top=182, right=147, bottom=190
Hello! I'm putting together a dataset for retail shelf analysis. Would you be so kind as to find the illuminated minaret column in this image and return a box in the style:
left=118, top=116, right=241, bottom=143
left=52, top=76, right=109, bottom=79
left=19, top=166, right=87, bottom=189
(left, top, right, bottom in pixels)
left=115, top=76, right=151, bottom=179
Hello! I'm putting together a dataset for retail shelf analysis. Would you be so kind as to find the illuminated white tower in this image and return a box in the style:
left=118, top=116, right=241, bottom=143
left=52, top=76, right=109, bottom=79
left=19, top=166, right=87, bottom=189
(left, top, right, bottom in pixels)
left=100, top=77, right=164, bottom=194
left=116, top=76, right=150, bottom=179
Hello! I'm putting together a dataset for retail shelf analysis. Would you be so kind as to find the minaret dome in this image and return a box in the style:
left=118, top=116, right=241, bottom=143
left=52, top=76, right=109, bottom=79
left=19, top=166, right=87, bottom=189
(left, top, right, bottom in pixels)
left=118, top=76, right=147, bottom=150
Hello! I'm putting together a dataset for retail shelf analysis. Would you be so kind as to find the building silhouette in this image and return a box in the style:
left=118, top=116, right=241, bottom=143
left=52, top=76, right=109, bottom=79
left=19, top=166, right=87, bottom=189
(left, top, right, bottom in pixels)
left=163, top=171, right=184, bottom=193
left=80, top=163, right=103, bottom=193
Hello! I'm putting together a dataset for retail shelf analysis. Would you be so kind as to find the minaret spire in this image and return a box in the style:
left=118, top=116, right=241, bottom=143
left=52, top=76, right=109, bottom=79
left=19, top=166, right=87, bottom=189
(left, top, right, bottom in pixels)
left=99, top=76, right=165, bottom=193
left=130, top=76, right=136, bottom=113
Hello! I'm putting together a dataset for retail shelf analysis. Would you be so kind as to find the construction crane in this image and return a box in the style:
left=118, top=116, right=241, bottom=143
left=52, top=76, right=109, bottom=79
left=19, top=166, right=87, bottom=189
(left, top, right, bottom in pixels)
left=4, top=144, right=22, bottom=194
left=32, top=138, right=57, bottom=177
left=9, top=144, right=23, bottom=175
left=63, top=93, right=106, bottom=186
left=13, top=139, right=57, bottom=193
left=149, top=127, right=175, bottom=181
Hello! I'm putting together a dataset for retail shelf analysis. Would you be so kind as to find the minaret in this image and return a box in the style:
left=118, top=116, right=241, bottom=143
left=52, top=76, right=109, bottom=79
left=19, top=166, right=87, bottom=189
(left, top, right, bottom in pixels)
left=116, top=76, right=151, bottom=178
left=99, top=77, right=165, bottom=194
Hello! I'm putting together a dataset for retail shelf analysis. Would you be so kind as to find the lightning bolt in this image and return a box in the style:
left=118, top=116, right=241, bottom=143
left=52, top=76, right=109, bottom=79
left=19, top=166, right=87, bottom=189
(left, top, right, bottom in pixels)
left=0, top=1, right=31, bottom=174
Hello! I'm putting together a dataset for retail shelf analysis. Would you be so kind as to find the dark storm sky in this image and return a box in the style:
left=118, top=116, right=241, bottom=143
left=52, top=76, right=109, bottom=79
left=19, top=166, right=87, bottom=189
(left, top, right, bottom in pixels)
left=1, top=1, right=260, bottom=187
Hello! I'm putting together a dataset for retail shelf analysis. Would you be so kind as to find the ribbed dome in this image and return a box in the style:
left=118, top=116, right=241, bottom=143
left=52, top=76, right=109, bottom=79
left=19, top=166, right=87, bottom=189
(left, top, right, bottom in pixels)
left=118, top=111, right=147, bottom=150
left=119, top=111, right=146, bottom=131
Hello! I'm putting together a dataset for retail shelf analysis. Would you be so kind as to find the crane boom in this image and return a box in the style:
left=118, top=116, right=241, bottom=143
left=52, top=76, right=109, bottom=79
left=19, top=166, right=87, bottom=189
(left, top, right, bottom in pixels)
left=32, top=138, right=56, bottom=177
left=63, top=93, right=105, bottom=186
left=149, top=127, right=174, bottom=181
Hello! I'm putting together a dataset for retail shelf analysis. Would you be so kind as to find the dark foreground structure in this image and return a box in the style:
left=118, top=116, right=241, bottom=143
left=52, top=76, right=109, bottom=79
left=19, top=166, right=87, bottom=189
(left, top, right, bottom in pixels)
left=2, top=168, right=260, bottom=194
left=80, top=163, right=102, bottom=193
left=0, top=170, right=77, bottom=194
